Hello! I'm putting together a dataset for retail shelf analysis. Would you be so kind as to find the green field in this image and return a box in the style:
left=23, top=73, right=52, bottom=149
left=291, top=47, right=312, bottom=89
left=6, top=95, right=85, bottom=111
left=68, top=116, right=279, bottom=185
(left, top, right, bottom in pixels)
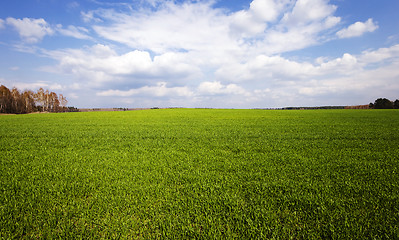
left=1, top=109, right=398, bottom=239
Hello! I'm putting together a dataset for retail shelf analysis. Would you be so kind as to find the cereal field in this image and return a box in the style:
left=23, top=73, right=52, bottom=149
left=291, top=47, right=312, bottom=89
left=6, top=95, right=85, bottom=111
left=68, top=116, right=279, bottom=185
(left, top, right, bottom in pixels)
left=1, top=109, right=398, bottom=239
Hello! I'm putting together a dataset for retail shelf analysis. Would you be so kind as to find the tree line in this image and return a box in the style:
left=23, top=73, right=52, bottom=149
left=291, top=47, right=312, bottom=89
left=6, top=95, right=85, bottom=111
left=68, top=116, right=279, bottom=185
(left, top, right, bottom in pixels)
left=369, top=98, right=399, bottom=109
left=0, top=84, right=77, bottom=114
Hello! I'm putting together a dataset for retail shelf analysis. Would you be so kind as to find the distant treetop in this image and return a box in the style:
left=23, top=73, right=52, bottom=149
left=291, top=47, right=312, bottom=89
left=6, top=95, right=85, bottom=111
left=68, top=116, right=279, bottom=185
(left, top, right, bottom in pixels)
left=370, top=98, right=399, bottom=109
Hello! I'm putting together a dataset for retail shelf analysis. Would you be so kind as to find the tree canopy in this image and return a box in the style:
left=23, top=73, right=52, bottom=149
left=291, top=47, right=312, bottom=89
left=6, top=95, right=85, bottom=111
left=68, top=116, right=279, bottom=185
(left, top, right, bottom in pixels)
left=0, top=85, right=72, bottom=114
left=372, top=98, right=398, bottom=109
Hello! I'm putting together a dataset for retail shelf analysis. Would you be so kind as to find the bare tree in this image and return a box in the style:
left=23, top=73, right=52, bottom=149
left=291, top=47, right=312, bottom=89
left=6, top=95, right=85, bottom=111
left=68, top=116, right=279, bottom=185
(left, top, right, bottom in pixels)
left=44, top=89, right=50, bottom=112
left=23, top=90, right=36, bottom=113
left=59, top=94, right=68, bottom=112
left=0, top=85, right=13, bottom=113
left=48, top=92, right=60, bottom=112
left=35, top=88, right=45, bottom=112
left=11, top=87, right=25, bottom=114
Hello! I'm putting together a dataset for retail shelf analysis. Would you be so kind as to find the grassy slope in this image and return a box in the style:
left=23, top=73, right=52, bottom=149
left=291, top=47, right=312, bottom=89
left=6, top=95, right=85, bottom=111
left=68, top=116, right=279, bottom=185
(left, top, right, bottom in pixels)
left=0, top=109, right=398, bottom=239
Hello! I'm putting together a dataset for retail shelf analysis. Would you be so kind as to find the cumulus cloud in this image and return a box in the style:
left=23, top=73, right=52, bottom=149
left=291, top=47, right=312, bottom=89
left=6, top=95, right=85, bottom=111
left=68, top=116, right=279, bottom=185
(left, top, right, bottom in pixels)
left=282, top=0, right=337, bottom=26
left=86, top=0, right=342, bottom=56
left=216, top=55, right=316, bottom=82
left=6, top=17, right=54, bottom=43
left=250, top=0, right=283, bottom=22
left=289, top=45, right=399, bottom=102
left=4, top=17, right=93, bottom=42
left=97, top=82, right=194, bottom=97
left=337, top=18, right=378, bottom=38
left=214, top=44, right=399, bottom=105
left=42, top=44, right=202, bottom=86
left=72, top=0, right=348, bottom=78
left=0, top=19, right=4, bottom=29
left=198, top=81, right=251, bottom=96
left=257, top=0, right=341, bottom=55
left=90, top=2, right=234, bottom=55
left=93, top=43, right=399, bottom=107
left=316, top=53, right=359, bottom=74
left=359, top=44, right=399, bottom=64
left=229, top=0, right=290, bottom=38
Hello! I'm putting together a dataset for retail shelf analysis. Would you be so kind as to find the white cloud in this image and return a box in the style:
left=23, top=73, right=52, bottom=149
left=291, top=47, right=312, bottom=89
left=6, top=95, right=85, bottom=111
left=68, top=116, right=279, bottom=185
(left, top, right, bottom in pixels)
left=198, top=81, right=251, bottom=96
left=43, top=44, right=202, bottom=87
left=4, top=17, right=92, bottom=43
left=81, top=11, right=103, bottom=23
left=316, top=53, right=359, bottom=74
left=213, top=44, right=399, bottom=106
left=229, top=0, right=290, bottom=38
left=31, top=0, right=347, bottom=99
left=0, top=19, right=5, bottom=29
left=250, top=0, right=282, bottom=22
left=84, top=0, right=344, bottom=61
left=216, top=55, right=316, bottom=82
left=97, top=82, right=194, bottom=97
left=56, top=25, right=91, bottom=40
left=6, top=17, right=54, bottom=43
left=228, top=0, right=342, bottom=55
left=90, top=2, right=236, bottom=55
left=286, top=45, right=399, bottom=103
left=282, top=0, right=337, bottom=26
left=337, top=18, right=378, bottom=38
left=359, top=44, right=399, bottom=64
left=230, top=9, right=266, bottom=37
left=257, top=0, right=341, bottom=55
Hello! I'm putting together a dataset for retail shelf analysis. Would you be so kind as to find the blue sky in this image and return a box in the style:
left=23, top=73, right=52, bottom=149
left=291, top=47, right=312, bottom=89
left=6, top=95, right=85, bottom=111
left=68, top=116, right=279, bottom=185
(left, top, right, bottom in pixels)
left=1, top=0, right=398, bottom=108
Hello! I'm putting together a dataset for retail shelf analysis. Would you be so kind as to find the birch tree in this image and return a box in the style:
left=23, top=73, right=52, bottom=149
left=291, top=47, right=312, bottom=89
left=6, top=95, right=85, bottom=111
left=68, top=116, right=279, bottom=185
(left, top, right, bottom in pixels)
left=0, top=85, right=12, bottom=113
left=35, top=88, right=45, bottom=112
left=11, top=87, right=25, bottom=114
left=23, top=90, right=36, bottom=113
left=59, top=94, right=68, bottom=111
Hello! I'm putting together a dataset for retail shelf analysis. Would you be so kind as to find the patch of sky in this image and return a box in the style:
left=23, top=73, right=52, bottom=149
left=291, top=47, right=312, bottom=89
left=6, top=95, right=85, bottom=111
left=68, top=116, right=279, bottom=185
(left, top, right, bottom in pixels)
left=213, top=0, right=252, bottom=13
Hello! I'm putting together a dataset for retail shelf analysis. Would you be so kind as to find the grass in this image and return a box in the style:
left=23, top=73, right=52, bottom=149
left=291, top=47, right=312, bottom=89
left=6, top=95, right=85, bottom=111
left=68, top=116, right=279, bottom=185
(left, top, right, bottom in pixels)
left=1, top=109, right=398, bottom=239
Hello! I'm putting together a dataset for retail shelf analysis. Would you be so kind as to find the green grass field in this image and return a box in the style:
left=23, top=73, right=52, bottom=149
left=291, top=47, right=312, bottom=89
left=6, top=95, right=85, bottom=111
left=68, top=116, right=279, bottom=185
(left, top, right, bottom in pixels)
left=1, top=109, right=398, bottom=239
